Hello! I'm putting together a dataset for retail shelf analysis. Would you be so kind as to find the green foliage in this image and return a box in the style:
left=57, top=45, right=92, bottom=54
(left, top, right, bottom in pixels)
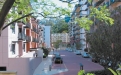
left=75, top=17, right=93, bottom=30
left=108, top=65, right=121, bottom=75
left=51, top=19, right=68, bottom=33
left=78, top=70, right=85, bottom=75
left=42, top=47, right=49, bottom=58
left=75, top=6, right=114, bottom=31
left=53, top=40, right=62, bottom=49
left=75, top=42, right=81, bottom=49
left=90, top=6, right=114, bottom=25
left=108, top=68, right=117, bottom=75
left=88, top=0, right=92, bottom=4
left=78, top=70, right=94, bottom=75
left=6, top=0, right=33, bottom=23
left=67, top=43, right=71, bottom=47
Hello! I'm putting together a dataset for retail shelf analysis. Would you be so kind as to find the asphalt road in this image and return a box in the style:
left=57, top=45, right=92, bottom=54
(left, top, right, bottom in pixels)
left=52, top=50, right=104, bottom=75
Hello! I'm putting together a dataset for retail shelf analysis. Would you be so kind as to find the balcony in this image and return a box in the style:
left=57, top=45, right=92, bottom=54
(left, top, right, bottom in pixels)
left=32, top=37, right=36, bottom=42
left=80, top=8, right=88, bottom=11
left=76, top=27, right=80, bottom=30
left=24, top=23, right=31, bottom=28
left=35, top=38, right=39, bottom=43
left=32, top=26, right=36, bottom=32
left=79, top=0, right=88, bottom=5
left=94, top=0, right=104, bottom=7
left=26, top=36, right=31, bottom=42
left=18, top=33, right=25, bottom=40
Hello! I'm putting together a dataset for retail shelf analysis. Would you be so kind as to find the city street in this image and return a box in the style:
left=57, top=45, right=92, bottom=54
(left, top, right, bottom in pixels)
left=52, top=50, right=104, bottom=75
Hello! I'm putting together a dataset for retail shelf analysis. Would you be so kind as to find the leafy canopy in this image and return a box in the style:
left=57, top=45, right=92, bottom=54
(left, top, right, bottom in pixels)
left=6, top=0, right=32, bottom=23
left=75, top=5, right=114, bottom=30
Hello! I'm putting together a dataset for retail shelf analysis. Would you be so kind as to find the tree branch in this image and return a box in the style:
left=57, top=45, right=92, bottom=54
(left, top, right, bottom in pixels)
left=2, top=13, right=33, bottom=30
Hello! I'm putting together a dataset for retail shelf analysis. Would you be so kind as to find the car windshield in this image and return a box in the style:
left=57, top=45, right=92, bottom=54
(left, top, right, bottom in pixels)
left=56, top=58, right=61, bottom=59
left=83, top=53, right=88, bottom=56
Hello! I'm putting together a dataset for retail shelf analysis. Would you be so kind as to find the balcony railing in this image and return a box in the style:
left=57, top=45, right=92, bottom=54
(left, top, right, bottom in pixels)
left=26, top=36, right=31, bottom=42
left=24, top=23, right=31, bottom=28
left=32, top=37, right=36, bottom=42
left=35, top=38, right=39, bottom=43
left=32, top=26, right=36, bottom=32
left=18, top=32, right=25, bottom=40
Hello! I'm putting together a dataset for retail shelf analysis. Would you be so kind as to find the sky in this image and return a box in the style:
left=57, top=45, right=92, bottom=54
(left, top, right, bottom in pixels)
left=51, top=0, right=69, bottom=8
left=34, top=0, right=78, bottom=19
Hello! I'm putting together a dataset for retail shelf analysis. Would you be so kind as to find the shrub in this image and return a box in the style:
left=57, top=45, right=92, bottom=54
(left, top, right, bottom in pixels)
left=42, top=47, right=49, bottom=58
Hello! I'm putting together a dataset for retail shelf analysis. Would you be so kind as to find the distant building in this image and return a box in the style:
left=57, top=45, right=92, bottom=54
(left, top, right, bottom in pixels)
left=51, top=33, right=70, bottom=49
left=40, top=25, right=51, bottom=49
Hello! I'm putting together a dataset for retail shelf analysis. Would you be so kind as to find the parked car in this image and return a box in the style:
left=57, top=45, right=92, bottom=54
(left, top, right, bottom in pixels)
left=82, top=52, right=90, bottom=58
left=52, top=52, right=60, bottom=61
left=90, top=54, right=100, bottom=63
left=75, top=50, right=81, bottom=55
left=68, top=49, right=73, bottom=52
left=54, top=56, right=63, bottom=64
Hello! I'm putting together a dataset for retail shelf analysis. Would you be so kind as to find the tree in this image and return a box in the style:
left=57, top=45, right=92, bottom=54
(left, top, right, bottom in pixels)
left=53, top=40, right=62, bottom=49
left=0, top=0, right=72, bottom=35
left=75, top=5, right=114, bottom=31
left=51, top=18, right=68, bottom=33
left=87, top=8, right=121, bottom=70
left=0, top=0, right=37, bottom=35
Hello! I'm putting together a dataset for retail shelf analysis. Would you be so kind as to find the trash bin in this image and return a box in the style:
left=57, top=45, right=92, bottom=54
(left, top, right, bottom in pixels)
left=49, top=65, right=51, bottom=71
left=80, top=63, right=83, bottom=70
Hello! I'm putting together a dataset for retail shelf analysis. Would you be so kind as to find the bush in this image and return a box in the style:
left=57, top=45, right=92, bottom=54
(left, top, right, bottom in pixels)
left=86, top=69, right=113, bottom=75
left=42, top=47, right=49, bottom=58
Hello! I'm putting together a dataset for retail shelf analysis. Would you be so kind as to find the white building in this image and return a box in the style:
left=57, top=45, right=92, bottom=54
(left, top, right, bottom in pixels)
left=68, top=0, right=89, bottom=51
left=41, top=25, right=51, bottom=48
left=51, top=33, right=70, bottom=49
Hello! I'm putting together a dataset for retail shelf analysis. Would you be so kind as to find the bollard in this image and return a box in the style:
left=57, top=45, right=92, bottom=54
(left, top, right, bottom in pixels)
left=49, top=65, right=51, bottom=71
left=80, top=63, right=83, bottom=70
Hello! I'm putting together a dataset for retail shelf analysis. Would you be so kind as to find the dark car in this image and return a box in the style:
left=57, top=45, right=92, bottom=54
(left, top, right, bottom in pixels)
left=89, top=53, right=100, bottom=63
left=52, top=52, right=60, bottom=61
left=54, top=56, right=63, bottom=64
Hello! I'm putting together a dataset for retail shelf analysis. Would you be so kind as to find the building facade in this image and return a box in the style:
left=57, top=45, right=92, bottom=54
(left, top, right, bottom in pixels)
left=68, top=0, right=89, bottom=51
left=0, top=17, right=43, bottom=75
left=51, top=33, right=70, bottom=49
left=39, top=25, right=51, bottom=49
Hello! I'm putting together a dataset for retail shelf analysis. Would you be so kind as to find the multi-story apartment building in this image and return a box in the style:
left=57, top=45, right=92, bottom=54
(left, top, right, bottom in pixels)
left=42, top=26, right=51, bottom=49
left=51, top=33, right=70, bottom=49
left=0, top=17, right=43, bottom=75
left=68, top=0, right=89, bottom=51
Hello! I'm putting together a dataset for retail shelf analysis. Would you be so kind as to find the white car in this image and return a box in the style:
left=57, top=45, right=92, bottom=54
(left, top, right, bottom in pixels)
left=68, top=49, right=73, bottom=52
left=75, top=50, right=81, bottom=55
left=82, top=52, right=89, bottom=58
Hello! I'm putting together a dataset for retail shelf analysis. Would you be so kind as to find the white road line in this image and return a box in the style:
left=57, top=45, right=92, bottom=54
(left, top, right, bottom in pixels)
left=63, top=63, right=67, bottom=69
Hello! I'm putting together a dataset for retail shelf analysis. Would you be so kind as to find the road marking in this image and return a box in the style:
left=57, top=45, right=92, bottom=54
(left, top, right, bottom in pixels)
left=63, top=63, right=67, bottom=69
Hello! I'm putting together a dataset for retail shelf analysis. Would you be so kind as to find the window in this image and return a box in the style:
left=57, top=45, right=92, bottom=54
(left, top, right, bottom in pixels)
left=23, top=43, right=25, bottom=52
left=10, top=23, right=15, bottom=34
left=19, top=28, right=22, bottom=33
left=0, top=67, right=6, bottom=71
left=11, top=44, right=15, bottom=54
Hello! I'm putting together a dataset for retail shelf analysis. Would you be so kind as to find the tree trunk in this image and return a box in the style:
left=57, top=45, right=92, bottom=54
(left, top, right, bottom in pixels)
left=0, top=0, right=15, bottom=35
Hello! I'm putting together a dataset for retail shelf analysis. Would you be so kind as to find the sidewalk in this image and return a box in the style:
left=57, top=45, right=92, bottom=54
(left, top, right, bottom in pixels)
left=33, top=51, right=68, bottom=75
